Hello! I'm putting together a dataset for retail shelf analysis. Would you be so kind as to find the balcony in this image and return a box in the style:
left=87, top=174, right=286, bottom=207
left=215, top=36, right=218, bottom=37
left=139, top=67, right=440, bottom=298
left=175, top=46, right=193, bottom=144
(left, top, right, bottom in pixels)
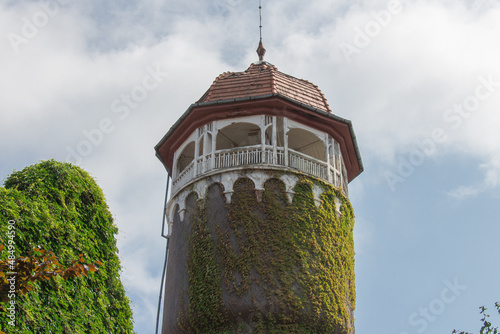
left=172, top=144, right=347, bottom=197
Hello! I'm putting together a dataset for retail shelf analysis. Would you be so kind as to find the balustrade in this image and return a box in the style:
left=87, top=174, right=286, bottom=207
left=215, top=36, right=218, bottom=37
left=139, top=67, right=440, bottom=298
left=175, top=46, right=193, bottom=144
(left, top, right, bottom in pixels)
left=173, top=145, right=347, bottom=196
left=215, top=146, right=262, bottom=169
left=289, top=150, right=328, bottom=180
left=172, top=162, right=194, bottom=192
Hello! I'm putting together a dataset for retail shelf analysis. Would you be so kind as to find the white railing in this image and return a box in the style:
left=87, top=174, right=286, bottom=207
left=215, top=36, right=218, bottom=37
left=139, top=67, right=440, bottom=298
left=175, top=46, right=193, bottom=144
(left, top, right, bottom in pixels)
left=215, top=146, right=262, bottom=169
left=276, top=148, right=285, bottom=166
left=289, top=149, right=328, bottom=180
left=262, top=146, right=285, bottom=166
left=263, top=147, right=273, bottom=164
left=173, top=146, right=347, bottom=197
left=172, top=161, right=194, bottom=191
left=196, top=156, right=211, bottom=175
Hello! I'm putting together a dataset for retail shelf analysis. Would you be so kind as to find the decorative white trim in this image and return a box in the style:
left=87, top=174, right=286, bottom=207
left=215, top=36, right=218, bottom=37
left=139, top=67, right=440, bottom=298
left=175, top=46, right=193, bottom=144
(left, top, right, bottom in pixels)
left=166, top=168, right=342, bottom=227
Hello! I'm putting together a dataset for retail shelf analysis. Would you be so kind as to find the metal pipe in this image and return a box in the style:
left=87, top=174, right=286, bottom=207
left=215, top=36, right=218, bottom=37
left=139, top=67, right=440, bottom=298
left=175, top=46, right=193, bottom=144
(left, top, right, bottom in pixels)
left=155, top=174, right=171, bottom=334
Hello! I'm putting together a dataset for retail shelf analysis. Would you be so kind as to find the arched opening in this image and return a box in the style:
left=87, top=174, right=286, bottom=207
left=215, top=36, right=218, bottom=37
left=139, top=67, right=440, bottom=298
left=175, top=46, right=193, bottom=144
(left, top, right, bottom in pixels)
left=287, top=128, right=325, bottom=161
left=176, top=142, right=195, bottom=175
left=216, top=123, right=261, bottom=150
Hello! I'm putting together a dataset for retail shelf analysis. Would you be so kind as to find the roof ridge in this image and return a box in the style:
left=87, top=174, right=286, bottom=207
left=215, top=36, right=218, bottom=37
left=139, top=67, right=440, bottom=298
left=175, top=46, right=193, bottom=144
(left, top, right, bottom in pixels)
left=245, top=62, right=266, bottom=96
left=270, top=64, right=277, bottom=94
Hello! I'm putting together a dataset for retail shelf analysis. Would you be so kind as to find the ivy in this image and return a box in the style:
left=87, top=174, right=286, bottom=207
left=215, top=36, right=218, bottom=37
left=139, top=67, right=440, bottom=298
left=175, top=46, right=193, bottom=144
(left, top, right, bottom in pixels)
left=0, top=160, right=134, bottom=333
left=178, top=173, right=356, bottom=333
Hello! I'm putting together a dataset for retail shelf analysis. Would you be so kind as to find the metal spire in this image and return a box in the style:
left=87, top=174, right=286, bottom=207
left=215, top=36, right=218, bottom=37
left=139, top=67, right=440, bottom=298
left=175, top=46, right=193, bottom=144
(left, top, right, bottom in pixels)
left=256, top=0, right=266, bottom=61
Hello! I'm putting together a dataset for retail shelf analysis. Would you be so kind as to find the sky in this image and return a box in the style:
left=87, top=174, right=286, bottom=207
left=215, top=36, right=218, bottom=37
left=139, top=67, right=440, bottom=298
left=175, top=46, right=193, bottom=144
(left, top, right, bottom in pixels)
left=1, top=0, right=500, bottom=333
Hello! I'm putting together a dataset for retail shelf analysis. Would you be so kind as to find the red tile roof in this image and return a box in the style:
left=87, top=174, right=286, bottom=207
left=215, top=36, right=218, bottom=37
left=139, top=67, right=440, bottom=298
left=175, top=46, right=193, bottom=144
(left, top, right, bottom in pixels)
left=197, top=62, right=332, bottom=113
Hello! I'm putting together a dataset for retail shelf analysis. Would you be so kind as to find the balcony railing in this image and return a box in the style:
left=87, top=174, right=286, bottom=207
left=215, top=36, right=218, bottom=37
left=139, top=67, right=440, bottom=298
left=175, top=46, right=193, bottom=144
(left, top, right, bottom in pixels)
left=215, top=146, right=262, bottom=169
left=173, top=145, right=347, bottom=196
left=172, top=161, right=194, bottom=192
left=288, top=149, right=328, bottom=181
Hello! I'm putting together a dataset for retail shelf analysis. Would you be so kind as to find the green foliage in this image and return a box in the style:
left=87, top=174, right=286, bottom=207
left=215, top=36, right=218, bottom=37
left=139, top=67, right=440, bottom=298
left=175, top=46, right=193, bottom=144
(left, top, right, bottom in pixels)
left=0, top=160, right=134, bottom=333
left=453, top=302, right=500, bottom=334
left=179, top=206, right=229, bottom=333
left=180, top=175, right=355, bottom=333
left=0, top=246, right=101, bottom=303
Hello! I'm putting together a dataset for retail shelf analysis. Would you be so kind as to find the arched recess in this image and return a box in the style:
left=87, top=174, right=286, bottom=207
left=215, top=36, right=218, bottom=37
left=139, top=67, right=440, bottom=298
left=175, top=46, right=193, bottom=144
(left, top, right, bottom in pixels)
left=287, top=128, right=325, bottom=161
left=168, top=204, right=181, bottom=233
left=264, top=178, right=288, bottom=207
left=216, top=122, right=261, bottom=150
left=232, top=177, right=257, bottom=196
left=176, top=142, right=195, bottom=175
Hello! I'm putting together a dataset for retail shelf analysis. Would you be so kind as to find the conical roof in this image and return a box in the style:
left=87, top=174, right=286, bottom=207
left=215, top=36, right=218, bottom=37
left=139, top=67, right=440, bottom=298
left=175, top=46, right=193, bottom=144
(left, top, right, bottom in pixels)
left=197, top=61, right=332, bottom=113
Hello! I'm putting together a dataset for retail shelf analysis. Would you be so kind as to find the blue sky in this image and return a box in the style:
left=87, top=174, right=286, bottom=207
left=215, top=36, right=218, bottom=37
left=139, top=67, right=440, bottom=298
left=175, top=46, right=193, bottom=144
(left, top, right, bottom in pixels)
left=1, top=0, right=500, bottom=333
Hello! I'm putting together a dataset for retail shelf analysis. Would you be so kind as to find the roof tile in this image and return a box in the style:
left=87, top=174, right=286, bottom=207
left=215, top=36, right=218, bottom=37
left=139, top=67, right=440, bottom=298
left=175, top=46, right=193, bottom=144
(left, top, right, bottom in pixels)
left=198, top=62, right=332, bottom=113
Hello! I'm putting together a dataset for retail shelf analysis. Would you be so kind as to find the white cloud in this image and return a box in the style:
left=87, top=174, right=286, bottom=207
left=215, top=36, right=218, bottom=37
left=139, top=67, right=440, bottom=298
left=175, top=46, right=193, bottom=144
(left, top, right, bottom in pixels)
left=2, top=0, right=500, bottom=332
left=447, top=156, right=500, bottom=199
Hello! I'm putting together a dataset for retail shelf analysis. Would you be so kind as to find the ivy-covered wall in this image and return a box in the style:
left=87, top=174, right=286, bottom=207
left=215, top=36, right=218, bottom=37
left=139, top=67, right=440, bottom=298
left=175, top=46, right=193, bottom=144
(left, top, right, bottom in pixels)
left=0, top=160, right=134, bottom=333
left=163, top=173, right=355, bottom=334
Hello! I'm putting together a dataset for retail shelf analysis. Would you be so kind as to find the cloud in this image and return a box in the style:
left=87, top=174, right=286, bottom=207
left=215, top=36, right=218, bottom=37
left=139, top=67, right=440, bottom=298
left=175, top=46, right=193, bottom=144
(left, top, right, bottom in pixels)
left=447, top=156, right=500, bottom=199
left=2, top=0, right=500, bottom=332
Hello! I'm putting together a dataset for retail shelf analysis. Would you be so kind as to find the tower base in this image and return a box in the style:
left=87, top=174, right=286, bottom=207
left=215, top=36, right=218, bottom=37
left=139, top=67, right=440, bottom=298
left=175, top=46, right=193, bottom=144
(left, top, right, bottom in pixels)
left=162, top=173, right=355, bottom=334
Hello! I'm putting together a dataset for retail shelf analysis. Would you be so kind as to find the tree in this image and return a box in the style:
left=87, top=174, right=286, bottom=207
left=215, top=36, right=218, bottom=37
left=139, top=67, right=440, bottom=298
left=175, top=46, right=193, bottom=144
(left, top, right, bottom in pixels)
left=0, top=160, right=134, bottom=333
left=453, top=302, right=500, bottom=334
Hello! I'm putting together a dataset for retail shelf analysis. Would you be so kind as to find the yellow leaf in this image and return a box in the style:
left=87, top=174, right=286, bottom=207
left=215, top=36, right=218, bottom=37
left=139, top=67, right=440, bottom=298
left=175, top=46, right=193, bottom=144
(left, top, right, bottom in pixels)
left=0, top=245, right=4, bottom=252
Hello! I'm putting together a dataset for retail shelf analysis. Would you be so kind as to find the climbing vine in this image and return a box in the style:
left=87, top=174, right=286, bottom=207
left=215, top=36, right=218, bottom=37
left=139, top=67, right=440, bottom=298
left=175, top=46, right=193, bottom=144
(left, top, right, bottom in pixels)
left=179, top=173, right=355, bottom=333
left=180, top=204, right=229, bottom=333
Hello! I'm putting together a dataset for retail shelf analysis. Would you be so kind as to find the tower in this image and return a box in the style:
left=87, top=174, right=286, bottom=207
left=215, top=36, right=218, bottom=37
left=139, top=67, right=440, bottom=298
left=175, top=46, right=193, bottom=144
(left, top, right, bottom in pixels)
left=156, top=43, right=363, bottom=334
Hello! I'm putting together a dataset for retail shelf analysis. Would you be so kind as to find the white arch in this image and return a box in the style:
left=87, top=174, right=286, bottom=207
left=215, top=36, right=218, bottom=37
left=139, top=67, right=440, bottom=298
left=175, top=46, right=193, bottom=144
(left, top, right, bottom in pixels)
left=216, top=122, right=262, bottom=150
left=287, top=128, right=326, bottom=162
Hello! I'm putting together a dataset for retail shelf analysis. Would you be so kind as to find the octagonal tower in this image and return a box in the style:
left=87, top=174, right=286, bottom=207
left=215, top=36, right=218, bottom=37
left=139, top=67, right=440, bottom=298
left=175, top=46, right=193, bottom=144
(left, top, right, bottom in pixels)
left=156, top=50, right=362, bottom=334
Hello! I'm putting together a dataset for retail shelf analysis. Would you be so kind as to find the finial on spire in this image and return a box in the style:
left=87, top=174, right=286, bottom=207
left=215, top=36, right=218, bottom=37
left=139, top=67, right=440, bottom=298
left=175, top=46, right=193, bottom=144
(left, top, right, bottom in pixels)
left=256, top=0, right=266, bottom=61
left=257, top=40, right=266, bottom=61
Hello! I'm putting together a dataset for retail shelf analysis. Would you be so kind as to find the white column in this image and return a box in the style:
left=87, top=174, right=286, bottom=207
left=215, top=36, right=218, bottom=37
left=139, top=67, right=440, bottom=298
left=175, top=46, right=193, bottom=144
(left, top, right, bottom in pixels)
left=260, top=115, right=266, bottom=163
left=211, top=121, right=217, bottom=169
left=272, top=116, right=277, bottom=164
left=193, top=130, right=199, bottom=177
left=284, top=117, right=289, bottom=167
left=172, top=150, right=178, bottom=180
left=202, top=126, right=209, bottom=174
left=325, top=134, right=333, bottom=184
